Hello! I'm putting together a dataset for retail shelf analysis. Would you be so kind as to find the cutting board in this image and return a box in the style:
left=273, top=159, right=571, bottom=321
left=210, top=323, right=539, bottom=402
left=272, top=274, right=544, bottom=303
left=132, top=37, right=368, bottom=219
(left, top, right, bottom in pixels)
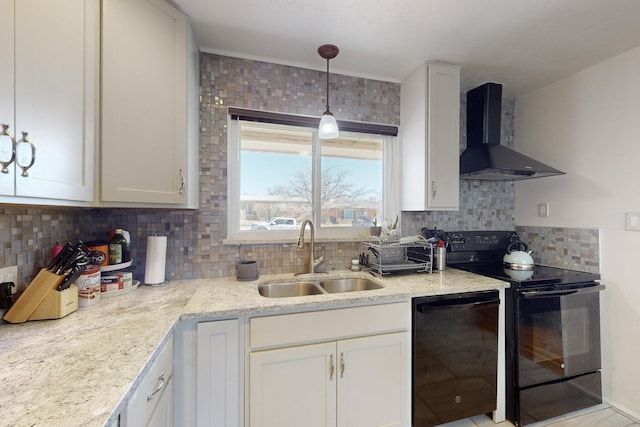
left=3, top=269, right=65, bottom=323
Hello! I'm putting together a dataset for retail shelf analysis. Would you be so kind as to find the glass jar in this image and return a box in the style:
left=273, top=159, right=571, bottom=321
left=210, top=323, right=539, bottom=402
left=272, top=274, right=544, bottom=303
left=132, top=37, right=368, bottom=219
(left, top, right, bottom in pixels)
left=109, top=228, right=128, bottom=265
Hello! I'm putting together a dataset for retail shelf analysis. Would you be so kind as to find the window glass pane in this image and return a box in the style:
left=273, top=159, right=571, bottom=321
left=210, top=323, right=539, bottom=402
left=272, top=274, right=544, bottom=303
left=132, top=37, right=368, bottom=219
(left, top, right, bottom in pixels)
left=320, top=136, right=383, bottom=228
left=239, top=123, right=312, bottom=231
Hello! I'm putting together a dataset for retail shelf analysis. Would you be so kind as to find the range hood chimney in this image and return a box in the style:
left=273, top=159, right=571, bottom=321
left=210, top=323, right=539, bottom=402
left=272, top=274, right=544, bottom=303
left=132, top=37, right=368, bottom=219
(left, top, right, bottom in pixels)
left=460, top=82, right=565, bottom=180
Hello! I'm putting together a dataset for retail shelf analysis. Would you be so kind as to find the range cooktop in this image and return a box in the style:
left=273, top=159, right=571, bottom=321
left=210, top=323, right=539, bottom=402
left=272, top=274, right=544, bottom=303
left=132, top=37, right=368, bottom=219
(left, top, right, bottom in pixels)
left=443, top=230, right=600, bottom=286
left=451, top=262, right=600, bottom=286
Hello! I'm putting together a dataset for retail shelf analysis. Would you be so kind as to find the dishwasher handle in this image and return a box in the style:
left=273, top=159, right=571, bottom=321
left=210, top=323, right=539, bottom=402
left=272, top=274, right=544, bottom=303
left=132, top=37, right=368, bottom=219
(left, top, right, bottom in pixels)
left=416, top=294, right=500, bottom=312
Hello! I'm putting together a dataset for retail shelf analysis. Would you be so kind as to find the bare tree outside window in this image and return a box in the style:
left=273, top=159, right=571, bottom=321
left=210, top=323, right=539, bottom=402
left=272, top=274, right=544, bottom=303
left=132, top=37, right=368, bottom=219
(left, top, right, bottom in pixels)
left=268, top=166, right=378, bottom=226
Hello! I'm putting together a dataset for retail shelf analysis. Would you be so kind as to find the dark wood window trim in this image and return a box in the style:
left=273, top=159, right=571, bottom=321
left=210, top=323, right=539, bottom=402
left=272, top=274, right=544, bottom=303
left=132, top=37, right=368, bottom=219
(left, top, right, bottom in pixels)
left=228, top=107, right=398, bottom=137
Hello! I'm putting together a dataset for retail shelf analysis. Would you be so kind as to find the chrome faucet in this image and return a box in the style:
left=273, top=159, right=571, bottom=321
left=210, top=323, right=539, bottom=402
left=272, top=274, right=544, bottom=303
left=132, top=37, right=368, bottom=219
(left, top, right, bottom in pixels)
left=297, top=219, right=324, bottom=274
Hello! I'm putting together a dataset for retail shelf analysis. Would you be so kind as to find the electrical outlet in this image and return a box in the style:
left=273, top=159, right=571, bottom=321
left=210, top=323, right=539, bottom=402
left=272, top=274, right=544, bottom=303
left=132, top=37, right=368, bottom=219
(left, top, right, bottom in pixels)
left=0, top=265, right=18, bottom=294
left=537, top=203, right=550, bottom=218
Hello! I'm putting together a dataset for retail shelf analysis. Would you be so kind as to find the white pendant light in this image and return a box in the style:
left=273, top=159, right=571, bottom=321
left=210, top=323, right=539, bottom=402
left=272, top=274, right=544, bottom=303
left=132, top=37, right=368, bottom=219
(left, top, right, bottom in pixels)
left=318, top=44, right=339, bottom=139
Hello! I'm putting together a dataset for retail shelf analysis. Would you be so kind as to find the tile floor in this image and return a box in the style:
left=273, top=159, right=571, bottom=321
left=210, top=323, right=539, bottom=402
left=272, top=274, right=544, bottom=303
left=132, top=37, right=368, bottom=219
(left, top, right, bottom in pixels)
left=437, top=404, right=640, bottom=427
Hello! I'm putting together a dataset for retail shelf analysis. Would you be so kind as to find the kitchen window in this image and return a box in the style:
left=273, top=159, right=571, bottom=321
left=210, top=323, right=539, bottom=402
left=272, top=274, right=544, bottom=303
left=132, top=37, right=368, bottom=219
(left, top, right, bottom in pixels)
left=226, top=110, right=400, bottom=242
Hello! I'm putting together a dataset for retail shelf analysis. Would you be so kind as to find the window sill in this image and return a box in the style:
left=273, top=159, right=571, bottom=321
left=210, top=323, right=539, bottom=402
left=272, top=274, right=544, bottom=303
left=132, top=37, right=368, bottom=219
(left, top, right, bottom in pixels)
left=223, top=236, right=367, bottom=246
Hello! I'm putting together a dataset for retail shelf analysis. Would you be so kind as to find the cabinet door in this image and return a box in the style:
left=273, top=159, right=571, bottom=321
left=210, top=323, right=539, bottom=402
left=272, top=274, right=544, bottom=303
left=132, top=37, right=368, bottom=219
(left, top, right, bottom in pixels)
left=249, top=342, right=337, bottom=427
left=196, top=319, right=239, bottom=427
left=12, top=0, right=97, bottom=201
left=102, top=0, right=190, bottom=205
left=337, top=332, right=410, bottom=427
left=0, top=0, right=15, bottom=195
left=426, top=64, right=460, bottom=209
left=122, top=334, right=174, bottom=427
left=401, top=63, right=460, bottom=211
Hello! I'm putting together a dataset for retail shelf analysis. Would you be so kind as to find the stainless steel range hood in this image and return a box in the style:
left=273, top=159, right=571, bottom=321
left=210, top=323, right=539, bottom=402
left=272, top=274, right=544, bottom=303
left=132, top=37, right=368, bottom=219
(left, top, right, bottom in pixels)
left=460, top=83, right=565, bottom=180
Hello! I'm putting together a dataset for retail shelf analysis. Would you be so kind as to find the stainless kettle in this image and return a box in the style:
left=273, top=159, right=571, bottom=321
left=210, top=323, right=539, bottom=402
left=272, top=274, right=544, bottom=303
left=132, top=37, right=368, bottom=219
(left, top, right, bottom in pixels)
left=503, top=241, right=534, bottom=271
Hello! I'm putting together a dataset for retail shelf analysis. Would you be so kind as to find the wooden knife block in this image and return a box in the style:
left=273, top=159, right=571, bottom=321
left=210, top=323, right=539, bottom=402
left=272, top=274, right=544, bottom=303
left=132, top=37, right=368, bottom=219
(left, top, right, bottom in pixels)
left=29, top=285, right=78, bottom=321
left=3, top=269, right=79, bottom=323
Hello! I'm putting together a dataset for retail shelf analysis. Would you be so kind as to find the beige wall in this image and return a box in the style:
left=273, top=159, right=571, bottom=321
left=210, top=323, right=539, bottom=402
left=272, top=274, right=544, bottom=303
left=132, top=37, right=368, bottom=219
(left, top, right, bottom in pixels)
left=514, top=46, right=640, bottom=418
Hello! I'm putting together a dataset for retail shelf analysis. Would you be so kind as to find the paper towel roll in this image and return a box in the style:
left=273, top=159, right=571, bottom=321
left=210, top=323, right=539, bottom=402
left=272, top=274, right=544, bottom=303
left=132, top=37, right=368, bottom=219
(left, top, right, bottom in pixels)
left=145, top=236, right=167, bottom=285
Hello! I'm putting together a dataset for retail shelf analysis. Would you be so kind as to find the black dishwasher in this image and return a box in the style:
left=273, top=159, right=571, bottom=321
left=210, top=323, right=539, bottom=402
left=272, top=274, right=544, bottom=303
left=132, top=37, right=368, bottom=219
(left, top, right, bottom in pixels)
left=413, top=291, right=499, bottom=427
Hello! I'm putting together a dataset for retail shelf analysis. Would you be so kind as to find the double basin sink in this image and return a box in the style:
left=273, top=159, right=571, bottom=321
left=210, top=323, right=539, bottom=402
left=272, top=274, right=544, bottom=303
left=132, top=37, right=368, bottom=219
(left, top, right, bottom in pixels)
left=258, top=277, right=383, bottom=298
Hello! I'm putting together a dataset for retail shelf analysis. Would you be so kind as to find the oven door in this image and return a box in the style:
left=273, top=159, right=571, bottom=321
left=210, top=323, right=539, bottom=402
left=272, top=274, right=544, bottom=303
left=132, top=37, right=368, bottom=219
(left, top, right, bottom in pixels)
left=517, top=284, right=604, bottom=387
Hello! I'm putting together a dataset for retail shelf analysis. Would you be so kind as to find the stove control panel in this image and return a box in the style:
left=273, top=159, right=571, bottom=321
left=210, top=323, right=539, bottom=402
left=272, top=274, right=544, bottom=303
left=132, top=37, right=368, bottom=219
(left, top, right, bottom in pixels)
left=448, top=231, right=520, bottom=252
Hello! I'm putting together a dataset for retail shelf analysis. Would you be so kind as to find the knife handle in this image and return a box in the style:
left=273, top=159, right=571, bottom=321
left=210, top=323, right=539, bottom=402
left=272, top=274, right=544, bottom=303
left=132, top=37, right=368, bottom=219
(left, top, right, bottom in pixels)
left=47, top=242, right=73, bottom=271
left=57, top=264, right=86, bottom=291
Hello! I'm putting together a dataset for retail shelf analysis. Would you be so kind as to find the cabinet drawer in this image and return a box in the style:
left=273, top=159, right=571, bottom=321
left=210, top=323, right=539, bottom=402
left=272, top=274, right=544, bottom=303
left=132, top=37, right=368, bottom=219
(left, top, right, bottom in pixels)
left=250, top=302, right=410, bottom=350
left=122, top=334, right=174, bottom=427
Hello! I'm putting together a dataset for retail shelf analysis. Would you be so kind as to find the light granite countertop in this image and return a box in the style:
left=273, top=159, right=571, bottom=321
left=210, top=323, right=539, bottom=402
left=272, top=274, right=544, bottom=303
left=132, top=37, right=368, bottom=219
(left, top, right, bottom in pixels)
left=0, top=268, right=508, bottom=427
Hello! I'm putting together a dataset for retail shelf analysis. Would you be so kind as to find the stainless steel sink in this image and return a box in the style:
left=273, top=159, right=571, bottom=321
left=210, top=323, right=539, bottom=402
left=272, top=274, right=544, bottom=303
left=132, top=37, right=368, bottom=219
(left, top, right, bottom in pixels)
left=258, top=277, right=384, bottom=298
left=319, top=278, right=384, bottom=293
left=258, top=281, right=324, bottom=298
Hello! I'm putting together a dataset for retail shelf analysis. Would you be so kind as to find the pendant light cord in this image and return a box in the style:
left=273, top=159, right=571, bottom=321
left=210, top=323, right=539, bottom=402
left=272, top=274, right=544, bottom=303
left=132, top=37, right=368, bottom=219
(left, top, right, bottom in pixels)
left=325, top=57, right=331, bottom=114
left=318, top=44, right=339, bottom=116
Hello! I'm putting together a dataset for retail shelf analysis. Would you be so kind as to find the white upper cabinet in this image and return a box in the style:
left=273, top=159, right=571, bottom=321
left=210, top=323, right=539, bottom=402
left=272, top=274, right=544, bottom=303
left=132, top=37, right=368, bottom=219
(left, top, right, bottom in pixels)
left=0, top=0, right=15, bottom=197
left=0, top=0, right=98, bottom=203
left=101, top=0, right=199, bottom=208
left=401, top=63, right=460, bottom=211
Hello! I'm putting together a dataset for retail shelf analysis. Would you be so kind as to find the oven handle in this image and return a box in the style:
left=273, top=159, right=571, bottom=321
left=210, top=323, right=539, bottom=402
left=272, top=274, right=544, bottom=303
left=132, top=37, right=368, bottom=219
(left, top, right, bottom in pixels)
left=416, top=297, right=500, bottom=312
left=520, top=284, right=605, bottom=299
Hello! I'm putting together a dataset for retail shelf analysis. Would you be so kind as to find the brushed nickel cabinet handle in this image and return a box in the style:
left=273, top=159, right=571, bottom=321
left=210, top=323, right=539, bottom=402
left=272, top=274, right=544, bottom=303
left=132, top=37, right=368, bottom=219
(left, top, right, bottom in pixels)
left=0, top=124, right=16, bottom=174
left=147, top=372, right=165, bottom=401
left=179, top=168, right=185, bottom=194
left=16, top=131, right=35, bottom=177
left=431, top=180, right=437, bottom=198
left=329, top=353, right=335, bottom=380
left=340, top=352, right=345, bottom=378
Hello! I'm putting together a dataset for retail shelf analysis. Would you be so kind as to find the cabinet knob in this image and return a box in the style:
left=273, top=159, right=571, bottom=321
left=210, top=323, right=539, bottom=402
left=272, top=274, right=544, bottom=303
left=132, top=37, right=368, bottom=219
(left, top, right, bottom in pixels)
left=0, top=124, right=16, bottom=174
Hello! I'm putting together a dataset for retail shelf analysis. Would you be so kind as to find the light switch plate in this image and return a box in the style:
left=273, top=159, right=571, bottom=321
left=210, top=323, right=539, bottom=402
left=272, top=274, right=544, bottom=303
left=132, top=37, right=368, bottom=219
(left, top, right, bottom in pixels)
left=537, top=203, right=549, bottom=217
left=625, top=212, right=640, bottom=231
left=0, top=265, right=18, bottom=293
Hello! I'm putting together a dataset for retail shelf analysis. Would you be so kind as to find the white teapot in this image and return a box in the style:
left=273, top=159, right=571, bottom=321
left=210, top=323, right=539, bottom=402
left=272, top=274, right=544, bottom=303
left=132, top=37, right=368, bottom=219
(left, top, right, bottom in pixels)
left=503, top=241, right=534, bottom=271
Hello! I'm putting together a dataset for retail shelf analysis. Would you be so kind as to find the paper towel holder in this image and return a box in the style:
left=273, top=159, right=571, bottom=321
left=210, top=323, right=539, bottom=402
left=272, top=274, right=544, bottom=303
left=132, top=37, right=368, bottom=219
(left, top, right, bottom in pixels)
left=145, top=235, right=167, bottom=286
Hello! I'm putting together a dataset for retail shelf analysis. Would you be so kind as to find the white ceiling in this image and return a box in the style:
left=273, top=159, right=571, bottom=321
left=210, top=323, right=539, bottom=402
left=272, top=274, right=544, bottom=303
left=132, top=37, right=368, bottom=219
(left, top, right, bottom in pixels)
left=173, top=0, right=640, bottom=97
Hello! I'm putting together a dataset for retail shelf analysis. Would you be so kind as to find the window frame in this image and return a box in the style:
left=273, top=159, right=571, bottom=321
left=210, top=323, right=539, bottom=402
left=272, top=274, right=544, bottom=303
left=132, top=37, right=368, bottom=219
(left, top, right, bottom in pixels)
left=226, top=114, right=400, bottom=243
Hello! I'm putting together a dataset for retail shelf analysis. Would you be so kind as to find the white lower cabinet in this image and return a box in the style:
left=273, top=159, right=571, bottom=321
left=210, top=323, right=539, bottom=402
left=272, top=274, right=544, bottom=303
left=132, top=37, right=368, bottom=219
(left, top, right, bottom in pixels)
left=250, top=332, right=408, bottom=427
left=174, top=318, right=241, bottom=427
left=251, top=341, right=336, bottom=427
left=337, top=333, right=408, bottom=426
left=196, top=319, right=240, bottom=427
left=121, top=334, right=174, bottom=427
left=248, top=302, right=411, bottom=427
left=146, top=379, right=174, bottom=427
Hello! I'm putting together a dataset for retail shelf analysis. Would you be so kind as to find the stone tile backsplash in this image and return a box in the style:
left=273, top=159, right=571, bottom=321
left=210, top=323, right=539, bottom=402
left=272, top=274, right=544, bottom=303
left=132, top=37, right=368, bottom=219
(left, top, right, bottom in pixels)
left=0, top=53, right=597, bottom=289
left=515, top=225, right=600, bottom=273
